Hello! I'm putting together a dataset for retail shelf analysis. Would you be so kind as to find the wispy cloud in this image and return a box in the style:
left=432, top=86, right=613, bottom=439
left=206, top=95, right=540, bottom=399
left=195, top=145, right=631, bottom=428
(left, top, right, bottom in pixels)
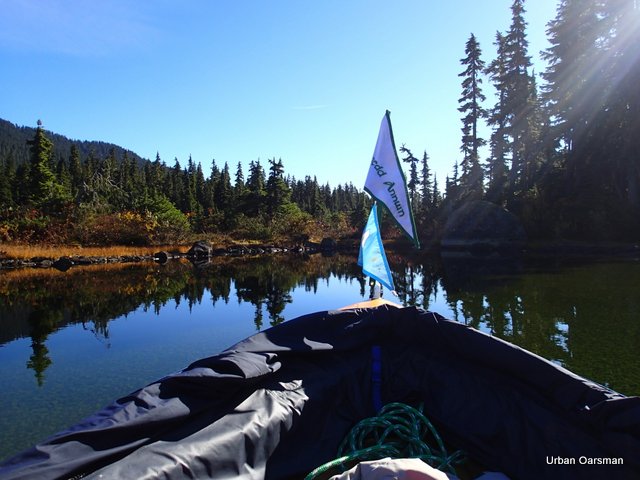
left=0, top=0, right=159, bottom=56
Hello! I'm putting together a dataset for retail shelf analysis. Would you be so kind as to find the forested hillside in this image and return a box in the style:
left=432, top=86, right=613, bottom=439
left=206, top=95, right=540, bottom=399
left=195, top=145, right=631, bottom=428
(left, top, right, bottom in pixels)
left=0, top=119, right=145, bottom=171
left=0, top=119, right=370, bottom=245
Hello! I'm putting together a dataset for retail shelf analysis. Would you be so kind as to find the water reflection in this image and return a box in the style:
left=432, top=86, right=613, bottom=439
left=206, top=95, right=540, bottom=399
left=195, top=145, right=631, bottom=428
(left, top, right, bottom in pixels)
left=0, top=253, right=638, bottom=397
left=401, top=254, right=640, bottom=396
left=0, top=254, right=362, bottom=385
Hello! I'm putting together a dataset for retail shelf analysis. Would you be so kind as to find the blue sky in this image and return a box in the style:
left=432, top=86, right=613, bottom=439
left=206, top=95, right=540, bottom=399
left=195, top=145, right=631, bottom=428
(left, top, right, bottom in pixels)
left=0, top=0, right=558, bottom=189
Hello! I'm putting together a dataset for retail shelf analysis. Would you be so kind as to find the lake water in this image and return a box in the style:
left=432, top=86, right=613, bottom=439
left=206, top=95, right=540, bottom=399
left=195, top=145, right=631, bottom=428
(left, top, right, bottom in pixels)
left=1, top=252, right=639, bottom=462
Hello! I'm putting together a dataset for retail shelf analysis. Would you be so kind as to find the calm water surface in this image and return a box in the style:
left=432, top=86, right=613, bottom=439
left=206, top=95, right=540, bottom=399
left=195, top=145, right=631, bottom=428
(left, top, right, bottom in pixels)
left=0, top=252, right=639, bottom=461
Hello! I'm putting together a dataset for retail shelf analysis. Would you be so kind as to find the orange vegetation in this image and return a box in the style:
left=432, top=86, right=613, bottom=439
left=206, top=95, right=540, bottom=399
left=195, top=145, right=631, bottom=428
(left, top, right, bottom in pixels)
left=0, top=244, right=188, bottom=260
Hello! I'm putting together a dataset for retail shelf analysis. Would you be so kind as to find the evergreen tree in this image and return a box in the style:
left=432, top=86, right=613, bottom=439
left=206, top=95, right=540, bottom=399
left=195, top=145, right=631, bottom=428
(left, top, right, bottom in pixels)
left=204, top=159, right=219, bottom=214
left=26, top=120, right=70, bottom=212
left=27, top=120, right=56, bottom=205
left=195, top=163, right=207, bottom=209
left=0, top=155, right=15, bottom=208
left=446, top=162, right=461, bottom=201
left=181, top=156, right=199, bottom=218
left=399, top=145, right=420, bottom=209
left=192, top=162, right=207, bottom=229
left=520, top=72, right=546, bottom=190
left=120, top=152, right=138, bottom=209
left=246, top=160, right=266, bottom=216
left=540, top=0, right=640, bottom=237
left=234, top=161, right=246, bottom=196
left=266, top=158, right=290, bottom=217
left=145, top=153, right=164, bottom=197
left=68, top=144, right=83, bottom=199
left=304, top=176, right=323, bottom=216
left=607, top=0, right=640, bottom=209
left=502, top=0, right=534, bottom=191
left=55, top=154, right=72, bottom=198
left=431, top=175, right=441, bottom=210
left=350, top=189, right=370, bottom=231
left=420, top=150, right=433, bottom=215
left=458, top=33, right=487, bottom=199
left=170, top=158, right=185, bottom=210
left=13, top=163, right=30, bottom=206
left=320, top=183, right=332, bottom=212
left=214, top=162, right=233, bottom=217
left=541, top=0, right=601, bottom=154
left=485, top=31, right=510, bottom=204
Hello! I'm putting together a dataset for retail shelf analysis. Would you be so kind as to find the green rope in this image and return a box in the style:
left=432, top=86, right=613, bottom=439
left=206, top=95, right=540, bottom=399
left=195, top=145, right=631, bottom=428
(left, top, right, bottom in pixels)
left=305, top=403, right=466, bottom=480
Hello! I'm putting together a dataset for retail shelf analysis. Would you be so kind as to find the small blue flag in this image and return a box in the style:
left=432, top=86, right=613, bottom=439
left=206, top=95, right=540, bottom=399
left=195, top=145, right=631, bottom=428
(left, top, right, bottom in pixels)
left=358, top=203, right=395, bottom=291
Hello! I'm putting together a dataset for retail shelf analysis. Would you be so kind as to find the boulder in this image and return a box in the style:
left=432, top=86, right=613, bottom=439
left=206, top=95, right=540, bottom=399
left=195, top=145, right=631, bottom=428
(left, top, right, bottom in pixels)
left=154, top=251, right=169, bottom=264
left=187, top=241, right=213, bottom=258
left=441, top=200, right=526, bottom=252
left=73, top=256, right=94, bottom=265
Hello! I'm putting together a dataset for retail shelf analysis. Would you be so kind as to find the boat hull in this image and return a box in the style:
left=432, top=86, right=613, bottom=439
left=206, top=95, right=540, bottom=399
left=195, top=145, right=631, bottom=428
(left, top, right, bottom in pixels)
left=1, top=305, right=638, bottom=479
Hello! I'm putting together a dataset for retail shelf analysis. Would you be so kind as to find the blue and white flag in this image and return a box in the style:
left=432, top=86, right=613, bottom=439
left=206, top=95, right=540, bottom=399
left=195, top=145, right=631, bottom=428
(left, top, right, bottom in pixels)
left=364, top=110, right=419, bottom=247
left=358, top=203, right=395, bottom=291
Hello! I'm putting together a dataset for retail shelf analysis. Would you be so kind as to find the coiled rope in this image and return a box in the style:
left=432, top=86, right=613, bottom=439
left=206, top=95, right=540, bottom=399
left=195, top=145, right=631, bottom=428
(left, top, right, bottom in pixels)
left=305, top=402, right=466, bottom=479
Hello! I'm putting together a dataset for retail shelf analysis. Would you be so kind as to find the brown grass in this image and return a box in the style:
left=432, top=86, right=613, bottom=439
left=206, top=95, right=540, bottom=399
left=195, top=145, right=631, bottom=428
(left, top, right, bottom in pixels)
left=0, top=244, right=189, bottom=260
left=0, top=260, right=149, bottom=283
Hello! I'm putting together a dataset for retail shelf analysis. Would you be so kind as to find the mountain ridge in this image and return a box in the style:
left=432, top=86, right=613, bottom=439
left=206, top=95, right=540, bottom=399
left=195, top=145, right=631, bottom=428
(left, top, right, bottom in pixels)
left=0, top=118, right=147, bottom=166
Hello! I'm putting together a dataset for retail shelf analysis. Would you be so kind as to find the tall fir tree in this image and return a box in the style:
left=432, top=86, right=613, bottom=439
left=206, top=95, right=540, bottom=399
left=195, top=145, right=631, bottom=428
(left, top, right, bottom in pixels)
left=214, top=162, right=233, bottom=217
left=234, top=161, right=246, bottom=196
left=458, top=33, right=487, bottom=199
left=26, top=120, right=69, bottom=212
left=246, top=160, right=266, bottom=217
left=420, top=150, right=433, bottom=215
left=503, top=0, right=534, bottom=192
left=485, top=31, right=510, bottom=204
left=266, top=158, right=290, bottom=218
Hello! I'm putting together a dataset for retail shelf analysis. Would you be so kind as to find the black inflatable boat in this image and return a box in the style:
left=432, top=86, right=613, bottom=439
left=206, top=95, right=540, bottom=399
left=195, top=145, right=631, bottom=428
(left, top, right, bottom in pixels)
left=1, top=303, right=639, bottom=479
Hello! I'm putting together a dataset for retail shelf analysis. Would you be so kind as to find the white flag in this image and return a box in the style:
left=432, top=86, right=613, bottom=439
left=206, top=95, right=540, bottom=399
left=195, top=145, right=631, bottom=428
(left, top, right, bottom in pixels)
left=364, top=110, right=419, bottom=247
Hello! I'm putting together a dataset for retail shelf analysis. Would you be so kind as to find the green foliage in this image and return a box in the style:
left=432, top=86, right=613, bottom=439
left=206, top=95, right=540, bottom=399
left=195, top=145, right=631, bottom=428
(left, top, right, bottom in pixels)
left=144, top=194, right=191, bottom=243
left=0, top=208, right=50, bottom=242
left=269, top=203, right=315, bottom=243
left=26, top=123, right=72, bottom=214
left=230, top=213, right=272, bottom=241
left=1, top=121, right=368, bottom=245
left=266, top=158, right=290, bottom=218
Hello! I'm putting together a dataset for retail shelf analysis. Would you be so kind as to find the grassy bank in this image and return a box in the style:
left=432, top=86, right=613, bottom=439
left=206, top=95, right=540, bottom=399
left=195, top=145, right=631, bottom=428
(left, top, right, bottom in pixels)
left=0, top=244, right=190, bottom=261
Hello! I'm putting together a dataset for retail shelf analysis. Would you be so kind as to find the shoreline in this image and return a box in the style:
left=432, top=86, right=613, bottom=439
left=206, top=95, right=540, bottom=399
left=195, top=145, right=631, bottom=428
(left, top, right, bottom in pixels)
left=2, top=239, right=640, bottom=271
left=0, top=240, right=355, bottom=271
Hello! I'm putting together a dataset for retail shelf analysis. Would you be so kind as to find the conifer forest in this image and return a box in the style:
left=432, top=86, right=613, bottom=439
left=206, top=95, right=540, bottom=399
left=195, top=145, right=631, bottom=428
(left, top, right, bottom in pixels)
left=1, top=0, right=639, bottom=246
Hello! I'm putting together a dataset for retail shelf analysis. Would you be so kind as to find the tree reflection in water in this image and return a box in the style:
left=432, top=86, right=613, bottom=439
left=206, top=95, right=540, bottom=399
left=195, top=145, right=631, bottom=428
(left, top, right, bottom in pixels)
left=0, top=255, right=360, bottom=385
left=0, top=253, right=638, bottom=396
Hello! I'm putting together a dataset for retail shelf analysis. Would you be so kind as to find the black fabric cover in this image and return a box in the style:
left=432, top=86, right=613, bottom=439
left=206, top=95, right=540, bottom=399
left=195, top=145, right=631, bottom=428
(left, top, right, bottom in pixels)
left=1, top=306, right=639, bottom=479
